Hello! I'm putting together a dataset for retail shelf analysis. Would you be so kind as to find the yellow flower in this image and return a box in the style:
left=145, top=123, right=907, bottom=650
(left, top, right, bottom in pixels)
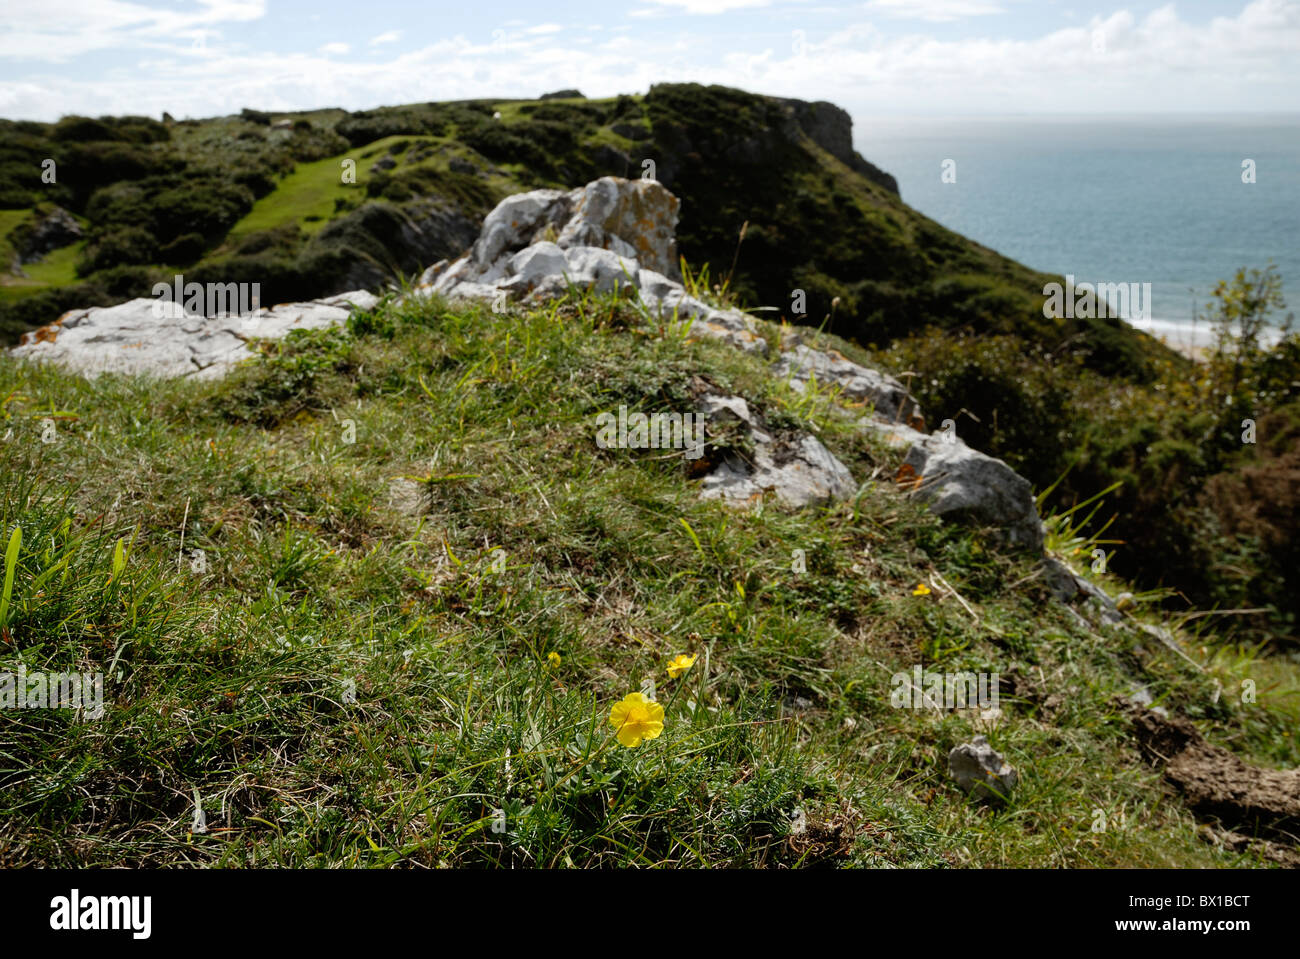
left=547, top=651, right=562, bottom=668
left=912, top=583, right=931, bottom=596
left=608, top=692, right=665, bottom=748
left=666, top=653, right=697, bottom=678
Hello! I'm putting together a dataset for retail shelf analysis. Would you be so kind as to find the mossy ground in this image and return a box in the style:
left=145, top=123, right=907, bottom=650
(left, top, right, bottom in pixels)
left=1, top=287, right=1293, bottom=867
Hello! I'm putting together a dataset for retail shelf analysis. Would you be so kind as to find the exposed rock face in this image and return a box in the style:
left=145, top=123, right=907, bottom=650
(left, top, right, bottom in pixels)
left=591, top=144, right=633, bottom=178
left=610, top=121, right=651, bottom=142
left=775, top=340, right=921, bottom=425
left=12, top=207, right=83, bottom=265
left=862, top=420, right=928, bottom=450
left=779, top=100, right=855, bottom=165
left=317, top=199, right=480, bottom=295
left=559, top=177, right=680, bottom=276
left=948, top=735, right=1018, bottom=802
left=898, top=431, right=1045, bottom=551
left=1041, top=557, right=1124, bottom=625
left=414, top=176, right=768, bottom=354
left=695, top=392, right=855, bottom=508
left=11, top=291, right=378, bottom=380
left=427, top=177, right=679, bottom=280
left=775, top=99, right=899, bottom=194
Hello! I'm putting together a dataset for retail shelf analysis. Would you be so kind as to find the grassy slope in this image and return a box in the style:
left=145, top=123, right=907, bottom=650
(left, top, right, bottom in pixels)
left=0, top=210, right=29, bottom=265
left=1, top=286, right=1293, bottom=867
left=223, top=134, right=430, bottom=242
left=0, top=208, right=85, bottom=304
left=219, top=99, right=577, bottom=247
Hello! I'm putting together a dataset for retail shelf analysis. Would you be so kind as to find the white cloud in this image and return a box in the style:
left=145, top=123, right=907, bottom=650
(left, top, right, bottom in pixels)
left=369, top=31, right=401, bottom=46
left=1, top=1, right=1297, bottom=119
left=525, top=24, right=564, bottom=34
left=778, top=1, right=1300, bottom=112
left=0, top=0, right=267, bottom=61
left=865, top=0, right=1006, bottom=21
left=638, top=0, right=782, bottom=12
left=319, top=42, right=350, bottom=56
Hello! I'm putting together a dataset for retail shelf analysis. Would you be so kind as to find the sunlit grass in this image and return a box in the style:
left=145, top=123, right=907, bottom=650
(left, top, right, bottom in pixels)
left=0, top=286, right=1290, bottom=867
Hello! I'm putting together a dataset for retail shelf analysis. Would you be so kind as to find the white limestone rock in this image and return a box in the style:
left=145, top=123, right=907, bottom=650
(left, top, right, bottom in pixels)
left=899, top=430, right=1045, bottom=551
left=11, top=291, right=379, bottom=380
left=412, top=176, right=767, bottom=354
left=696, top=392, right=855, bottom=508
left=948, top=735, right=1017, bottom=802
left=774, top=342, right=921, bottom=425
left=1040, top=556, right=1124, bottom=625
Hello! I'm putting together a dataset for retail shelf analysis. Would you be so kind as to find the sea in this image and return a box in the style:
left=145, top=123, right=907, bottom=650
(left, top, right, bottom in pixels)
left=855, top=114, right=1300, bottom=351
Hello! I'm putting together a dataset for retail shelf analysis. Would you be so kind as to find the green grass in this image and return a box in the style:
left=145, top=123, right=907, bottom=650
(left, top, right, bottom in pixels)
left=224, top=135, right=429, bottom=241
left=0, top=208, right=86, bottom=301
left=0, top=209, right=31, bottom=254
left=16, top=242, right=82, bottom=287
left=0, top=287, right=1294, bottom=867
left=490, top=95, right=623, bottom=124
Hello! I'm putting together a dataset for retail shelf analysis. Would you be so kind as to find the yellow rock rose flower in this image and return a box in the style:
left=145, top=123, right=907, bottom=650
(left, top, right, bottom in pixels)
left=666, top=653, right=697, bottom=678
left=608, top=691, right=665, bottom=748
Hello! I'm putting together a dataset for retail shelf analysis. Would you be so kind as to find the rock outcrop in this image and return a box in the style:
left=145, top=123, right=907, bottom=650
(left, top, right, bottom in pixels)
left=695, top=392, right=855, bottom=508
left=895, top=428, right=1045, bottom=551
left=11, top=291, right=378, bottom=380
left=1041, top=556, right=1124, bottom=626
left=413, top=177, right=767, bottom=354
left=10, top=206, right=83, bottom=266
left=775, top=339, right=921, bottom=426
left=774, top=99, right=899, bottom=194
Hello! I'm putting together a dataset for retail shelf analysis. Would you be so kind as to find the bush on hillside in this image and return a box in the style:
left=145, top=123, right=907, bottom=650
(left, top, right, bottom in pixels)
left=182, top=252, right=317, bottom=305
left=233, top=223, right=301, bottom=258
left=75, top=226, right=159, bottom=276
left=110, top=116, right=171, bottom=144
left=366, top=166, right=497, bottom=213
left=55, top=143, right=184, bottom=211
left=882, top=267, right=1300, bottom=647
left=334, top=103, right=490, bottom=146
left=158, top=231, right=206, bottom=265
left=51, top=114, right=169, bottom=144
left=84, top=175, right=254, bottom=245
left=151, top=179, right=254, bottom=241
left=50, top=116, right=116, bottom=142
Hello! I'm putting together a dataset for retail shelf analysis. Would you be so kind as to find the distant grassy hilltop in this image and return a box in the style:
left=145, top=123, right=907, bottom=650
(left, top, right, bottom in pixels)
left=0, top=85, right=1160, bottom=379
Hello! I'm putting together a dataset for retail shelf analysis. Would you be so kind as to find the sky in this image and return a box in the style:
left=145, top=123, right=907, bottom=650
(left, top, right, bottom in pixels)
left=1, top=0, right=1297, bottom=123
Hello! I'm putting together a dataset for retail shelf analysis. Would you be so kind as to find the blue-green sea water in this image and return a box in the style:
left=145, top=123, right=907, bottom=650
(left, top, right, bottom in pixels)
left=856, top=114, right=1300, bottom=344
